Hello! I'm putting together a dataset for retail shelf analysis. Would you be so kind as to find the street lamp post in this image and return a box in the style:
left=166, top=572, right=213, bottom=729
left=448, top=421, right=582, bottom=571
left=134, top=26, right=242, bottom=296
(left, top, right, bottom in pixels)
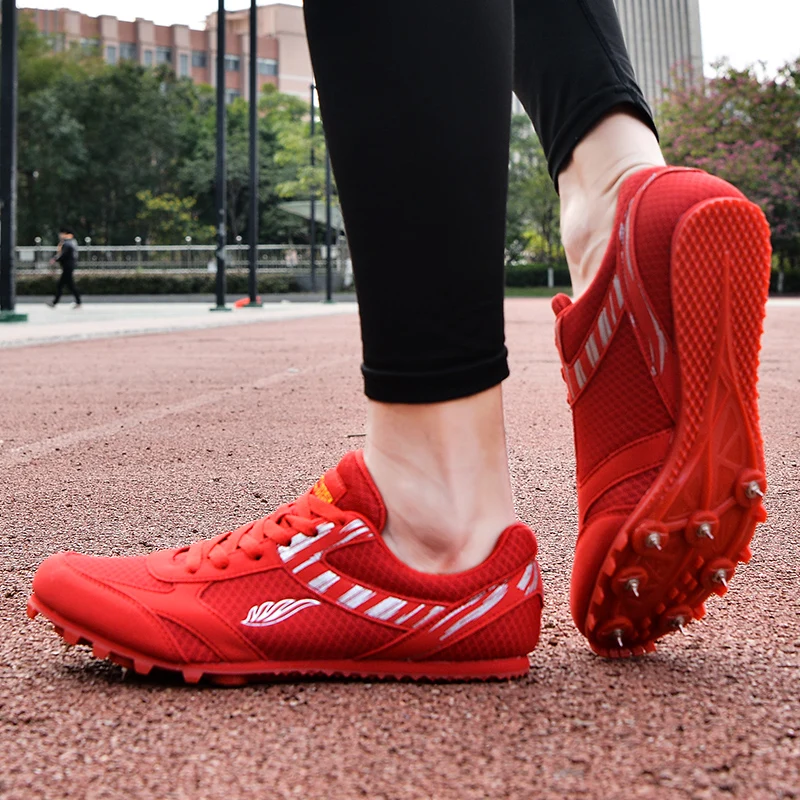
left=211, top=0, right=230, bottom=312
left=324, top=148, right=333, bottom=303
left=244, top=0, right=261, bottom=307
left=309, top=83, right=317, bottom=292
left=0, top=0, right=27, bottom=323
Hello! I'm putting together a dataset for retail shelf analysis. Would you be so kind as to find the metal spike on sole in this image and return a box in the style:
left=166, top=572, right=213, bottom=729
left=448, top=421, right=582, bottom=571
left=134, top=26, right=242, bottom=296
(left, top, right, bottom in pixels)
left=697, top=522, right=715, bottom=540
left=645, top=533, right=663, bottom=551
left=745, top=481, right=764, bottom=499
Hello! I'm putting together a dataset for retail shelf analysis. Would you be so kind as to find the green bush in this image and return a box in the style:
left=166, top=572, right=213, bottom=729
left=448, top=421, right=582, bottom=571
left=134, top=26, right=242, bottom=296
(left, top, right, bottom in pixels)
left=16, top=271, right=299, bottom=295
left=505, top=262, right=570, bottom=288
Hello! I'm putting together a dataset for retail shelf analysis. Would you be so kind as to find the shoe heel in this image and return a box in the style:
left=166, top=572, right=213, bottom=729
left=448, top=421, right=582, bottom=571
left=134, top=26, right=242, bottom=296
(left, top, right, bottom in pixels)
left=670, top=197, right=772, bottom=476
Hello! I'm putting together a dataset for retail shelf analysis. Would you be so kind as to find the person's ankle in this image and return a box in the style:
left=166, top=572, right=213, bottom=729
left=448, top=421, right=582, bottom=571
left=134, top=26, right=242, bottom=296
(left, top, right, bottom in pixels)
left=559, top=111, right=665, bottom=298
left=363, top=387, right=516, bottom=574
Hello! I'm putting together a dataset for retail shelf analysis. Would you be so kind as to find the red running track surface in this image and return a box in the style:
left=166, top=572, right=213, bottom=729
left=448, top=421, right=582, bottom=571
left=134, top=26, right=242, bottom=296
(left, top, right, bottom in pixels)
left=1, top=298, right=798, bottom=798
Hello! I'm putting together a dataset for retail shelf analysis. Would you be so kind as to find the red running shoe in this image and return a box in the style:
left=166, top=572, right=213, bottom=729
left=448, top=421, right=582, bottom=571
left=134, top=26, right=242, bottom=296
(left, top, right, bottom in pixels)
left=553, top=167, right=771, bottom=657
left=28, top=451, right=542, bottom=683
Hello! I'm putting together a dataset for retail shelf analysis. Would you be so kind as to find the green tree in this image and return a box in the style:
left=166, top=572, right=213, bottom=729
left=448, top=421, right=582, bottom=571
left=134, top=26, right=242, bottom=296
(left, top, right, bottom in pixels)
left=659, top=58, right=800, bottom=271
left=135, top=190, right=214, bottom=244
left=178, top=85, right=312, bottom=244
left=506, top=115, right=562, bottom=264
left=12, top=22, right=332, bottom=247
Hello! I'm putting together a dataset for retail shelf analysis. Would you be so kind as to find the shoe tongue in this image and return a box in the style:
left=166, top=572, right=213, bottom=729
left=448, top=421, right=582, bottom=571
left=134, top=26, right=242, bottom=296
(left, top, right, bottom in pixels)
left=311, top=451, right=386, bottom=531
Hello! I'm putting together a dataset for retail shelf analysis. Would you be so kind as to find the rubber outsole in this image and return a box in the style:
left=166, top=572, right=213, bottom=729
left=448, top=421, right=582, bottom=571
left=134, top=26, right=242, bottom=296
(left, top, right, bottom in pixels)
left=26, top=595, right=531, bottom=684
left=583, top=197, right=772, bottom=657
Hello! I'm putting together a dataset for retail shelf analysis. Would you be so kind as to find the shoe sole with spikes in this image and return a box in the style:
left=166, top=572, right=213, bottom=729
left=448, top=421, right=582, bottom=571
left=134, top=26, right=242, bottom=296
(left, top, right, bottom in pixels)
left=584, top=197, right=771, bottom=657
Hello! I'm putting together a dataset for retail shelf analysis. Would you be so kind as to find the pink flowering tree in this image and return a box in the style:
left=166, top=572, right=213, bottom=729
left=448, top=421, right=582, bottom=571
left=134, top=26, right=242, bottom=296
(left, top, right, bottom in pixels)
left=659, top=59, right=800, bottom=275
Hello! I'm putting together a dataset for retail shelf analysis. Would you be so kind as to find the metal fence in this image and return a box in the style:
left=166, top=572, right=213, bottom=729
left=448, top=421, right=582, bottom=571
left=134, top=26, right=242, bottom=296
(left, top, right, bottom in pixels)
left=15, top=243, right=347, bottom=274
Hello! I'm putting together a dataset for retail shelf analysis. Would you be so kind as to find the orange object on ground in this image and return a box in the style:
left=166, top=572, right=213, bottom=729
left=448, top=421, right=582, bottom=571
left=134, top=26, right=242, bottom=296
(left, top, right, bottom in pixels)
left=554, top=167, right=771, bottom=657
left=233, top=296, right=262, bottom=308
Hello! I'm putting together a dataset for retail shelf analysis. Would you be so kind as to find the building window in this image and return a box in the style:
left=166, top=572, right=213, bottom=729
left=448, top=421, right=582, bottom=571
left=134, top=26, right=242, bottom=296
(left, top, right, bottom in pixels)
left=105, top=45, right=117, bottom=65
left=257, top=58, right=278, bottom=76
left=46, top=33, right=65, bottom=52
left=143, top=49, right=153, bottom=66
left=156, top=46, right=172, bottom=65
left=119, top=42, right=137, bottom=61
left=224, top=89, right=241, bottom=104
left=191, top=50, right=207, bottom=68
left=224, top=55, right=240, bottom=72
left=179, top=53, right=189, bottom=77
left=80, top=37, right=99, bottom=54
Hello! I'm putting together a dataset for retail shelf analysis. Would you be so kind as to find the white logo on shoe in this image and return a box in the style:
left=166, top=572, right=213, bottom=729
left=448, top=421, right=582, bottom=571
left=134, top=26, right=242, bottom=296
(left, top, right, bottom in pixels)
left=241, top=598, right=321, bottom=627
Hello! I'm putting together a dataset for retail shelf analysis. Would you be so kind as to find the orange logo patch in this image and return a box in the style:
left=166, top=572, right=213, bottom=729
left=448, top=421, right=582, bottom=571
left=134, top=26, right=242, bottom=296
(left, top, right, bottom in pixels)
left=311, top=479, right=333, bottom=504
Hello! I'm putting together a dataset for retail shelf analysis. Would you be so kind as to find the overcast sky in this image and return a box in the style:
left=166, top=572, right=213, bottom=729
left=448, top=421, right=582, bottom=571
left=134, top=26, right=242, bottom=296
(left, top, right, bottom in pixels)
left=23, top=0, right=800, bottom=76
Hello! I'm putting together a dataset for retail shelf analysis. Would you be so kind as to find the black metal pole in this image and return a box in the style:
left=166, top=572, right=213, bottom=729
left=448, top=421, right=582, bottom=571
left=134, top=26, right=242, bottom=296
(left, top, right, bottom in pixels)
left=245, top=0, right=260, bottom=306
left=212, top=0, right=228, bottom=311
left=324, top=147, right=333, bottom=303
left=0, top=0, right=26, bottom=322
left=309, top=83, right=316, bottom=292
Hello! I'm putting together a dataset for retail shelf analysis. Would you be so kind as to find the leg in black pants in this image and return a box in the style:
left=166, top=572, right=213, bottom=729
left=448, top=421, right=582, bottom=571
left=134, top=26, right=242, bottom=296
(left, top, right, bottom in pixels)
left=304, top=0, right=656, bottom=402
left=305, top=0, right=514, bottom=404
left=53, top=268, right=81, bottom=305
left=52, top=270, right=67, bottom=305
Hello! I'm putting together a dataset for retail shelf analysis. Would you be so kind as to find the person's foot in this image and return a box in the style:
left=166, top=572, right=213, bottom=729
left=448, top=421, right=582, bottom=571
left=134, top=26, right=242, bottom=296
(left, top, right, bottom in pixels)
left=28, top=451, right=542, bottom=684
left=46, top=301, right=56, bottom=308
left=553, top=167, right=771, bottom=657
left=72, top=303, right=82, bottom=310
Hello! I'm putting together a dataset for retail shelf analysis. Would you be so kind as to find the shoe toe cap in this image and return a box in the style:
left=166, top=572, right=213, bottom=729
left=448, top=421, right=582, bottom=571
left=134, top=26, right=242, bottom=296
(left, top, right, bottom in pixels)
left=32, top=552, right=184, bottom=663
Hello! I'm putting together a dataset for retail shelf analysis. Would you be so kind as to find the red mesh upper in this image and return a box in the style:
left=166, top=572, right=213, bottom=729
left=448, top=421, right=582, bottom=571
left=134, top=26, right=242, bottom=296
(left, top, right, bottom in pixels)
left=584, top=466, right=663, bottom=520
left=200, top=571, right=398, bottom=660
left=572, top=318, right=672, bottom=479
left=159, top=618, right=221, bottom=663
left=67, top=553, right=172, bottom=592
left=434, top=594, right=542, bottom=661
left=324, top=524, right=537, bottom=603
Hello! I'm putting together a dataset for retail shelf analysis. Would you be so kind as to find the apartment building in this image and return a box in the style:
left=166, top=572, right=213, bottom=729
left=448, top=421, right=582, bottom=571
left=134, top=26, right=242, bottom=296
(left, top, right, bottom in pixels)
left=616, top=0, right=704, bottom=108
left=24, top=3, right=312, bottom=102
left=26, top=2, right=701, bottom=111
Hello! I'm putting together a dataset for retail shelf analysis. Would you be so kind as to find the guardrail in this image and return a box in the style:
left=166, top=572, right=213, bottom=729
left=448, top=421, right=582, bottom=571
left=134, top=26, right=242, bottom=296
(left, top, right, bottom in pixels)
left=15, top=244, right=345, bottom=272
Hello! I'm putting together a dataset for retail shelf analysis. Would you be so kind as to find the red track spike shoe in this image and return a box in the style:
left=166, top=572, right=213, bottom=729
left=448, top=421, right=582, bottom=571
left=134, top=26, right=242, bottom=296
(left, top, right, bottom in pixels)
left=28, top=451, right=543, bottom=683
left=553, top=167, right=771, bottom=657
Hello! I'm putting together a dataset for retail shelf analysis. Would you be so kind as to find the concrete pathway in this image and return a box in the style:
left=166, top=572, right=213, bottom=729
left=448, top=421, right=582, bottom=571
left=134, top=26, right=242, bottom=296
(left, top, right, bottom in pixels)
left=0, top=300, right=358, bottom=349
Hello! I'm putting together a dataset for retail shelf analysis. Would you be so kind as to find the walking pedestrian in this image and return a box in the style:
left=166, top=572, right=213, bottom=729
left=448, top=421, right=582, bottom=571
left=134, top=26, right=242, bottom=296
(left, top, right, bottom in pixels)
left=28, top=0, right=771, bottom=682
left=47, top=226, right=82, bottom=309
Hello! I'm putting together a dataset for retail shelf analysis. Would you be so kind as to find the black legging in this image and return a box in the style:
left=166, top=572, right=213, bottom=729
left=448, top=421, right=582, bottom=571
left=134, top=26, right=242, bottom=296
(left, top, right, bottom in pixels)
left=303, top=0, right=656, bottom=403
left=53, top=268, right=81, bottom=305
